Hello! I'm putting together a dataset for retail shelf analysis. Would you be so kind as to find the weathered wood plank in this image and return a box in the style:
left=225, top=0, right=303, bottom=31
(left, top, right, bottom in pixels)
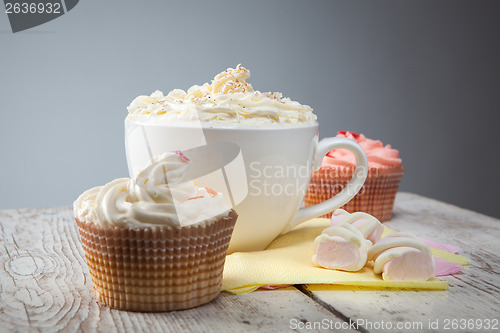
left=1, top=193, right=499, bottom=332
left=306, top=192, right=500, bottom=332
left=0, top=207, right=353, bottom=333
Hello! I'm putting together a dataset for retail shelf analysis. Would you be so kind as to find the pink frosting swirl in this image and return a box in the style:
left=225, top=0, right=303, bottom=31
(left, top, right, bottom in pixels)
left=322, top=131, right=402, bottom=168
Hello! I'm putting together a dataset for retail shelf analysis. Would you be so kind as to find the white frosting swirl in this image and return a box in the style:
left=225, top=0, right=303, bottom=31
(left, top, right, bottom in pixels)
left=74, top=152, right=230, bottom=228
left=126, top=65, right=317, bottom=127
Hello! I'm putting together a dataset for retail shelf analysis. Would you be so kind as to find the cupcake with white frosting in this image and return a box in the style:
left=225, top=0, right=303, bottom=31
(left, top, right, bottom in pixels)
left=74, top=152, right=237, bottom=312
left=305, top=131, right=404, bottom=221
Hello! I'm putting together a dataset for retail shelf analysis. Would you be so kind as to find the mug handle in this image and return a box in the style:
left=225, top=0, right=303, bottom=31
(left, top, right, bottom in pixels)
left=283, top=137, right=368, bottom=233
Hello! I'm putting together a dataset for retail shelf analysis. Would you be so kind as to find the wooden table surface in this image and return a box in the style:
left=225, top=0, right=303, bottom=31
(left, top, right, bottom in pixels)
left=0, top=192, right=499, bottom=333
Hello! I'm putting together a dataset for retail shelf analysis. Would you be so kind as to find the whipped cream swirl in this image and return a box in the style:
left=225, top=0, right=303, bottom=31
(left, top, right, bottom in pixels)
left=74, top=152, right=230, bottom=228
left=126, top=65, right=317, bottom=127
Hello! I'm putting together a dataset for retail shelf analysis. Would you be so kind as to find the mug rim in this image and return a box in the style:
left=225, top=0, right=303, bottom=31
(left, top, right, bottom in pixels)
left=125, top=119, right=319, bottom=131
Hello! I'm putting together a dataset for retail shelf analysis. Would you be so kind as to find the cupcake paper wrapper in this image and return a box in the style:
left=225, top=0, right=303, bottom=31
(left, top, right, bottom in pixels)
left=304, top=166, right=404, bottom=221
left=75, top=210, right=238, bottom=312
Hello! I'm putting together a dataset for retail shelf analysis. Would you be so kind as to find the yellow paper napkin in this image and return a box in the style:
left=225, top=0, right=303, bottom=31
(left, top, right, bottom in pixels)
left=222, top=218, right=468, bottom=294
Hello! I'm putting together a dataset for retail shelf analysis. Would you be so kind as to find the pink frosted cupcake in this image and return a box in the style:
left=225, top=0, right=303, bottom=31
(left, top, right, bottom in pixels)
left=304, top=131, right=404, bottom=221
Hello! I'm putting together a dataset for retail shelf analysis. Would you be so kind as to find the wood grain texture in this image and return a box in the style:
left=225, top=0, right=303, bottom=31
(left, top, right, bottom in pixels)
left=0, top=207, right=352, bottom=333
left=1, top=193, right=499, bottom=332
left=306, top=192, right=500, bottom=332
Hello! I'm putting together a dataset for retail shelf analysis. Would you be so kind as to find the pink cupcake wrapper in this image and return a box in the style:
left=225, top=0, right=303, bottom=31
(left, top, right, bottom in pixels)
left=305, top=166, right=404, bottom=221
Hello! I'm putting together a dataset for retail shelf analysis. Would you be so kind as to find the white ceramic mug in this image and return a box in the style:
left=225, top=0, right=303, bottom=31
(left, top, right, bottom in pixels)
left=125, top=121, right=368, bottom=253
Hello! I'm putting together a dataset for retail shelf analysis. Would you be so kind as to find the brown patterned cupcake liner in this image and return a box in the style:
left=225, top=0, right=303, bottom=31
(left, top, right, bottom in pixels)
left=75, top=210, right=238, bottom=312
left=304, top=166, right=404, bottom=221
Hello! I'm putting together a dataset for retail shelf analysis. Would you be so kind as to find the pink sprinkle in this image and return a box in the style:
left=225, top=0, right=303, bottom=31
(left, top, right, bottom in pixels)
left=172, top=150, right=190, bottom=162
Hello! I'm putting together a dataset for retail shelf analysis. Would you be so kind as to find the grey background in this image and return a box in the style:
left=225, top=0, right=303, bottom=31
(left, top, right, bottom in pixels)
left=1, top=0, right=499, bottom=218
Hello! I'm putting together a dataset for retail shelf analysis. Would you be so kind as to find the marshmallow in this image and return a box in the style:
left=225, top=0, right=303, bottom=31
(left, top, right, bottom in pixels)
left=312, top=209, right=383, bottom=271
left=331, top=209, right=384, bottom=244
left=367, top=232, right=435, bottom=281
left=313, top=222, right=372, bottom=271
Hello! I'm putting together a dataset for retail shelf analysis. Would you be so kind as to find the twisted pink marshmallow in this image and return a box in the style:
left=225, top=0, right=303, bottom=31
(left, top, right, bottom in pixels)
left=367, top=232, right=435, bottom=281
left=313, top=222, right=371, bottom=271
left=331, top=209, right=384, bottom=244
left=312, top=209, right=383, bottom=271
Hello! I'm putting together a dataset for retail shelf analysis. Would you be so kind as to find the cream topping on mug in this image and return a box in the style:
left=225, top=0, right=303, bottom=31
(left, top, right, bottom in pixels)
left=74, top=152, right=230, bottom=228
left=126, top=65, right=317, bottom=127
left=322, top=131, right=402, bottom=168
